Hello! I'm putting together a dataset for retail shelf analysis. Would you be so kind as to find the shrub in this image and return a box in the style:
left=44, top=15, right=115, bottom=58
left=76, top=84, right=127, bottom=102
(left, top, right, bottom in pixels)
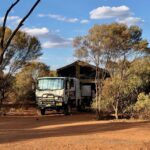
left=133, top=92, right=150, bottom=119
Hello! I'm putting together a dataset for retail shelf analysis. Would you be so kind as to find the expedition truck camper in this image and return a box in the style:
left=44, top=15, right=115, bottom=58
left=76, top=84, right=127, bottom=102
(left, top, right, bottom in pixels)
left=35, top=61, right=110, bottom=115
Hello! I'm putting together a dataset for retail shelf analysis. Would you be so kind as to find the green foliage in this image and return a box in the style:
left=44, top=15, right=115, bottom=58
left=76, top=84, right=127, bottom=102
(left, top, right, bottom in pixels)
left=0, top=27, right=42, bottom=72
left=127, top=56, right=150, bottom=93
left=133, top=93, right=150, bottom=119
left=74, top=23, right=149, bottom=119
left=49, top=70, right=57, bottom=77
left=14, top=62, right=50, bottom=103
left=0, top=27, right=42, bottom=104
left=101, top=56, right=150, bottom=119
left=74, top=23, right=149, bottom=64
left=102, top=74, right=142, bottom=113
left=92, top=97, right=112, bottom=113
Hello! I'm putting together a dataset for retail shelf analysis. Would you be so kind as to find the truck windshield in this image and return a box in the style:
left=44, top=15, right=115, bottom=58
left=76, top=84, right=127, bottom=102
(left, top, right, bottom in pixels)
left=38, top=78, right=64, bottom=90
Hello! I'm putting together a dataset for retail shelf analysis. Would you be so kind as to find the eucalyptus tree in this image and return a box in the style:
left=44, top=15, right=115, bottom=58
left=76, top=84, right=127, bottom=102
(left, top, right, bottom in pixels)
left=0, top=28, right=42, bottom=113
left=14, top=62, right=50, bottom=103
left=73, top=23, right=149, bottom=119
left=0, top=0, right=40, bottom=66
left=0, top=0, right=41, bottom=113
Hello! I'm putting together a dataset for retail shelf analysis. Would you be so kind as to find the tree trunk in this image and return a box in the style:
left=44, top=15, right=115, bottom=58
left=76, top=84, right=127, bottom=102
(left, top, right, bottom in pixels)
left=0, top=47, right=4, bottom=66
left=96, top=109, right=101, bottom=120
left=95, top=64, right=102, bottom=120
left=95, top=65, right=98, bottom=114
left=115, top=108, right=118, bottom=119
left=0, top=90, right=4, bottom=115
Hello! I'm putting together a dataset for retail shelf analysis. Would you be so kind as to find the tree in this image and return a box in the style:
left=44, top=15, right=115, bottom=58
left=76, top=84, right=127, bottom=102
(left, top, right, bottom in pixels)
left=133, top=92, right=150, bottom=119
left=101, top=56, right=150, bottom=119
left=102, top=73, right=142, bottom=119
left=49, top=70, right=57, bottom=77
left=0, top=27, right=42, bottom=73
left=14, top=62, right=50, bottom=103
left=0, top=29, right=42, bottom=113
left=73, top=23, right=149, bottom=119
left=128, top=56, right=150, bottom=93
left=0, top=0, right=41, bottom=114
left=0, top=0, right=40, bottom=66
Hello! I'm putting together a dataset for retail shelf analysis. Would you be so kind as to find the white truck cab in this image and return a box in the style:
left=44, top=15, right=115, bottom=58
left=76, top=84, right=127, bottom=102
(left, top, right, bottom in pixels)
left=36, top=77, right=82, bottom=115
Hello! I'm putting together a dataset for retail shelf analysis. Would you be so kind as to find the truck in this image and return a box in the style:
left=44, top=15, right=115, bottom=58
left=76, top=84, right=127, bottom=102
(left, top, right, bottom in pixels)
left=35, top=77, right=94, bottom=115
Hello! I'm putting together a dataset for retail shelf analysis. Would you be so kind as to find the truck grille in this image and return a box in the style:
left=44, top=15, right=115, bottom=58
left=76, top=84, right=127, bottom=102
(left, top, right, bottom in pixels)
left=43, top=100, right=55, bottom=105
left=37, top=98, right=55, bottom=105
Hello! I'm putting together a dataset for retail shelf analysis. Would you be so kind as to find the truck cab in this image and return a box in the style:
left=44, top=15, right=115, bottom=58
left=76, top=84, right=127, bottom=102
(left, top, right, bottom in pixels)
left=36, top=77, right=81, bottom=115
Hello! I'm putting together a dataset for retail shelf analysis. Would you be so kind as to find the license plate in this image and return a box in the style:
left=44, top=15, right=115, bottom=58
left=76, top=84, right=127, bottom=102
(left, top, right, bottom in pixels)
left=56, top=103, right=62, bottom=106
left=46, top=104, right=51, bottom=107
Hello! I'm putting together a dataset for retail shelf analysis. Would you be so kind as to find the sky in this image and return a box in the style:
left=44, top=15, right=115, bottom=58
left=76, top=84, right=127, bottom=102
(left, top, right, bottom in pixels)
left=0, top=0, right=150, bottom=70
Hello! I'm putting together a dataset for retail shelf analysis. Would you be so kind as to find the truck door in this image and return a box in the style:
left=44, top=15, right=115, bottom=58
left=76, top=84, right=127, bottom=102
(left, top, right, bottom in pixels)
left=69, top=79, right=76, bottom=100
left=65, top=79, right=75, bottom=100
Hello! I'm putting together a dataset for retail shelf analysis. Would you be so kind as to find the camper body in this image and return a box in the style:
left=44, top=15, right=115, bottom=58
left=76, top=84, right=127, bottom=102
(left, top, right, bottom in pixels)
left=36, top=77, right=93, bottom=115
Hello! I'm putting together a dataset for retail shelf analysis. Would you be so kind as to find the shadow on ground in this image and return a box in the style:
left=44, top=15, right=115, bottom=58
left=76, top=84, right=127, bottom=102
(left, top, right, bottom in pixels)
left=0, top=113, right=150, bottom=144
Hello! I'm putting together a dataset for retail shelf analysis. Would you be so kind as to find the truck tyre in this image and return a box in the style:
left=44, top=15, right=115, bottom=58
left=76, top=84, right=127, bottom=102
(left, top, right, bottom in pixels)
left=77, top=102, right=85, bottom=112
left=64, top=104, right=71, bottom=115
left=56, top=108, right=61, bottom=114
left=40, top=109, right=45, bottom=115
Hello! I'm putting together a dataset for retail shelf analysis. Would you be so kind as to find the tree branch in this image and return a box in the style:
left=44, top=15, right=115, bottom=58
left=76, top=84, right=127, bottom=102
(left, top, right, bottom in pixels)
left=4, top=0, right=41, bottom=52
left=0, top=0, right=20, bottom=49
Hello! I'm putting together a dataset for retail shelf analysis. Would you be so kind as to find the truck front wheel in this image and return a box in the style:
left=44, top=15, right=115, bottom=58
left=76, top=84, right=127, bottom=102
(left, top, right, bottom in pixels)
left=40, top=109, right=45, bottom=115
left=37, top=108, right=45, bottom=116
left=64, top=104, right=71, bottom=115
left=77, top=102, right=85, bottom=112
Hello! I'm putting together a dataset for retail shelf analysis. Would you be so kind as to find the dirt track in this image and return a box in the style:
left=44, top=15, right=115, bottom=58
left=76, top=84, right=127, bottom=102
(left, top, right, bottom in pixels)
left=0, top=112, right=150, bottom=150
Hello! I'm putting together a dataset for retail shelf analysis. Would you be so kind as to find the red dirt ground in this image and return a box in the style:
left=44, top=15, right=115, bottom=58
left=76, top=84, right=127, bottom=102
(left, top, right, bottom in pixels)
left=0, top=112, right=150, bottom=150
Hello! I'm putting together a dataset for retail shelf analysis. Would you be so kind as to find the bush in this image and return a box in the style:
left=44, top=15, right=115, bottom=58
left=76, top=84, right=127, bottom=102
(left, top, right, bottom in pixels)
left=133, top=92, right=150, bottom=119
left=92, top=97, right=112, bottom=113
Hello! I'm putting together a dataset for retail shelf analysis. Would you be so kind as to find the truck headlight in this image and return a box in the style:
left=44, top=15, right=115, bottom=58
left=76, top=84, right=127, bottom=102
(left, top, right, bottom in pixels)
left=43, top=95, right=47, bottom=98
left=55, top=97, right=58, bottom=100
